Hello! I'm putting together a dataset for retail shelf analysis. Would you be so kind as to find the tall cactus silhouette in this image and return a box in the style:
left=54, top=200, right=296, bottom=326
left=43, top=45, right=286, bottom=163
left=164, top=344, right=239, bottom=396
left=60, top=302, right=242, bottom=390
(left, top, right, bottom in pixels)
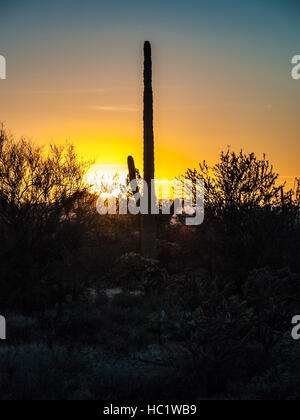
left=143, top=41, right=155, bottom=200
left=142, top=41, right=157, bottom=258
left=127, top=41, right=157, bottom=258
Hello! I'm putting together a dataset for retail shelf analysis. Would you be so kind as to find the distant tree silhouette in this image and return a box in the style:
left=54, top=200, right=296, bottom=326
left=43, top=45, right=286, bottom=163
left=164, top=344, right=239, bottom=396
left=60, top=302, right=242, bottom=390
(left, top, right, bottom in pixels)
left=183, top=149, right=287, bottom=213
left=180, top=149, right=300, bottom=279
left=0, top=127, right=90, bottom=230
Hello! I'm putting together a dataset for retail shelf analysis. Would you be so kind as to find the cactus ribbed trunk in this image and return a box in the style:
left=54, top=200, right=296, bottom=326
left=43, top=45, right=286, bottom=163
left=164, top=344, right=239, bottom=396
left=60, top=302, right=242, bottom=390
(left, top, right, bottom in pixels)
left=142, top=41, right=157, bottom=259
left=143, top=41, right=154, bottom=198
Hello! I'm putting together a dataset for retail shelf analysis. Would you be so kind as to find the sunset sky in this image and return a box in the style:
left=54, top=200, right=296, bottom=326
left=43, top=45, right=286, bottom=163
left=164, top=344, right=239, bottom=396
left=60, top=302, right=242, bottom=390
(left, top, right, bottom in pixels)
left=0, top=0, right=299, bottom=187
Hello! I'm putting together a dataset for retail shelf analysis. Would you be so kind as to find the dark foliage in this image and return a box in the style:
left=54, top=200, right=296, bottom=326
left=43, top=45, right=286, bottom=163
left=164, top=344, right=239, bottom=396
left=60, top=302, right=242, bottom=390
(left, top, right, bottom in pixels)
left=0, top=129, right=299, bottom=400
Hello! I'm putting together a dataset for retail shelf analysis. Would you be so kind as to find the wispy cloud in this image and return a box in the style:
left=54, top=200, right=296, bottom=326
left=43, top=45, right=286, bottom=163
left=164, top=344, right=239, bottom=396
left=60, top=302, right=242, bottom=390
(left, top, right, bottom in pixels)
left=30, top=88, right=106, bottom=94
left=19, top=85, right=187, bottom=95
left=86, top=105, right=139, bottom=112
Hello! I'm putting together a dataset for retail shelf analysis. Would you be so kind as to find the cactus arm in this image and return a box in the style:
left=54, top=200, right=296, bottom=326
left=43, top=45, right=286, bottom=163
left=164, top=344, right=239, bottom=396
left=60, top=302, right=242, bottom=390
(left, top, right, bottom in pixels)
left=127, top=155, right=140, bottom=204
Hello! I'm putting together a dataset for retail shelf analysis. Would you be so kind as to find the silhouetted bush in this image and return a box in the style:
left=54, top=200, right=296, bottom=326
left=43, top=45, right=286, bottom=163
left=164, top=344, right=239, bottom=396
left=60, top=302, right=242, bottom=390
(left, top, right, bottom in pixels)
left=181, top=149, right=300, bottom=282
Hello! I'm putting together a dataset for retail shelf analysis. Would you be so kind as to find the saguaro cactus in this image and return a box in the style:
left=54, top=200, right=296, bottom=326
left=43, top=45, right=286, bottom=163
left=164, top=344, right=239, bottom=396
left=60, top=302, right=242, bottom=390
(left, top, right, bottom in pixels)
left=142, top=41, right=157, bottom=258
left=143, top=41, right=155, bottom=200
left=127, top=41, right=157, bottom=259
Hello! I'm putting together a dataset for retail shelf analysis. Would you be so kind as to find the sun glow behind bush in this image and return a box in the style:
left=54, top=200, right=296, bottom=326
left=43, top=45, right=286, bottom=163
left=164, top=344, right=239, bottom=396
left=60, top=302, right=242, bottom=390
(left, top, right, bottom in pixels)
left=85, top=164, right=177, bottom=200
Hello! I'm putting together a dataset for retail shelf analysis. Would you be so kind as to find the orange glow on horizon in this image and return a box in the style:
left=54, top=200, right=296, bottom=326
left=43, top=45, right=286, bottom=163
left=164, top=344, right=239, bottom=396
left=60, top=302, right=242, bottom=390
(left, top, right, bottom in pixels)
left=1, top=36, right=299, bottom=187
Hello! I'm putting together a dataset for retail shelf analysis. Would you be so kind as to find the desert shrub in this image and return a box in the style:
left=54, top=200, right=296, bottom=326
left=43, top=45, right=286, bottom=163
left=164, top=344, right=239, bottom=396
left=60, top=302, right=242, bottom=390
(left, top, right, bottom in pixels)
left=0, top=128, right=97, bottom=311
left=0, top=343, right=91, bottom=400
left=181, top=149, right=300, bottom=281
left=158, top=266, right=300, bottom=399
left=183, top=149, right=284, bottom=210
left=0, top=341, right=189, bottom=399
left=227, top=332, right=300, bottom=400
left=6, top=314, right=41, bottom=343
left=113, top=252, right=168, bottom=293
